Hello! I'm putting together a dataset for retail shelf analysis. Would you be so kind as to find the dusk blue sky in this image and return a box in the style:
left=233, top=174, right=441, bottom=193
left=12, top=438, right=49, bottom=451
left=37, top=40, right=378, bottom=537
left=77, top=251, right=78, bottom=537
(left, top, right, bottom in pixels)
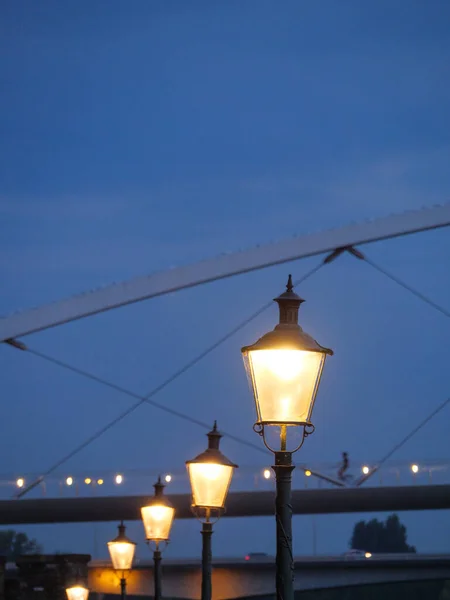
left=0, top=1, right=449, bottom=562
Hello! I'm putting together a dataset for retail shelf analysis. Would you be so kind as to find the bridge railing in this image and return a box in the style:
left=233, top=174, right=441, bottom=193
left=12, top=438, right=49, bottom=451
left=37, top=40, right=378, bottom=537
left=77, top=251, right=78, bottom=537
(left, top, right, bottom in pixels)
left=2, top=460, right=450, bottom=500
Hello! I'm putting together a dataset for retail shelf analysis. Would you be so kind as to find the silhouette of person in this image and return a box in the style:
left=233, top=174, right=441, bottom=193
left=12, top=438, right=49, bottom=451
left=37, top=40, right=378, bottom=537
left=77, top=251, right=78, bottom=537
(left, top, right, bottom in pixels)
left=338, top=452, right=349, bottom=481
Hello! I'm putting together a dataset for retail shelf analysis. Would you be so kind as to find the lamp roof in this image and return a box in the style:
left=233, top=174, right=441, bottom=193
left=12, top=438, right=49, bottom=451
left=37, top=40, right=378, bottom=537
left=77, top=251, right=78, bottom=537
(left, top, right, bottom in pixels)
left=143, top=476, right=174, bottom=508
left=241, top=275, right=333, bottom=355
left=186, top=422, right=238, bottom=469
left=108, top=522, right=136, bottom=546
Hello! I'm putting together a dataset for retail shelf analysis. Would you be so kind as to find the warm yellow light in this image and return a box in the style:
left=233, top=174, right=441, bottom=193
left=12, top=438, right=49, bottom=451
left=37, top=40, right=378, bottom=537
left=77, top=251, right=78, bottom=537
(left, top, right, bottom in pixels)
left=188, top=462, right=234, bottom=509
left=141, top=504, right=175, bottom=542
left=245, top=349, right=325, bottom=424
left=261, top=349, right=305, bottom=381
left=305, top=470, right=312, bottom=477
left=16, top=478, right=25, bottom=488
left=84, top=478, right=91, bottom=485
left=97, top=479, right=104, bottom=485
left=66, top=586, right=89, bottom=600
left=108, top=541, right=135, bottom=571
left=362, top=466, right=370, bottom=475
left=263, top=469, right=271, bottom=480
left=115, top=474, right=123, bottom=485
left=365, top=552, right=372, bottom=559
left=411, top=464, right=419, bottom=474
left=66, top=477, right=73, bottom=486
left=165, top=474, right=172, bottom=483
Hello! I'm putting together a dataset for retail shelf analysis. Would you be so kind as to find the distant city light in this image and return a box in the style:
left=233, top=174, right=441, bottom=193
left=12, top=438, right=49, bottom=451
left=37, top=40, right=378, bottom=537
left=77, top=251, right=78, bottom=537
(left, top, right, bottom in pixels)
left=411, top=464, right=419, bottom=474
left=66, top=477, right=73, bottom=486
left=84, top=478, right=92, bottom=485
left=362, top=465, right=370, bottom=475
left=115, top=474, right=123, bottom=484
left=16, top=478, right=25, bottom=488
left=305, top=470, right=312, bottom=477
left=263, top=469, right=271, bottom=480
left=165, top=474, right=172, bottom=483
left=97, top=479, right=104, bottom=485
left=365, top=552, right=372, bottom=559
left=245, top=555, right=250, bottom=561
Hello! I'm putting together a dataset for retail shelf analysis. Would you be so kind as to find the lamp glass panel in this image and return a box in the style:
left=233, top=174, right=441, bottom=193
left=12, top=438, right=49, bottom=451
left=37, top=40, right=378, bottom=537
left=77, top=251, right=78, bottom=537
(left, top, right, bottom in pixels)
left=188, top=463, right=233, bottom=508
left=141, top=504, right=175, bottom=541
left=108, top=540, right=136, bottom=571
left=66, top=587, right=89, bottom=600
left=244, top=349, right=325, bottom=424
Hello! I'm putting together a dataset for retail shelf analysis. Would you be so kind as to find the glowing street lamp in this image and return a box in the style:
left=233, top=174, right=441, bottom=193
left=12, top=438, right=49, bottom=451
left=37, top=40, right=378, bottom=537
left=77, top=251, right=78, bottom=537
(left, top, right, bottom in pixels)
left=107, top=521, right=136, bottom=599
left=241, top=275, right=332, bottom=600
left=141, top=477, right=175, bottom=600
left=66, top=586, right=89, bottom=600
left=186, top=422, right=238, bottom=600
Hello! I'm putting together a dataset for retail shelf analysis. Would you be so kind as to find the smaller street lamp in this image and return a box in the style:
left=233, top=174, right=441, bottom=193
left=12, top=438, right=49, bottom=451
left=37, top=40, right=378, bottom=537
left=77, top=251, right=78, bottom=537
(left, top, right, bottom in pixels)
left=186, top=422, right=238, bottom=600
left=66, top=586, right=89, bottom=600
left=107, top=521, right=136, bottom=599
left=141, top=477, right=175, bottom=600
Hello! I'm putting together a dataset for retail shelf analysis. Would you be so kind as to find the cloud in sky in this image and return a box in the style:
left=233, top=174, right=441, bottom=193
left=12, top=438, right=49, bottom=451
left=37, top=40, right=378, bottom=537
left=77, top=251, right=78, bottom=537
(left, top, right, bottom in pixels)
left=1, top=146, right=448, bottom=283
left=0, top=196, right=129, bottom=220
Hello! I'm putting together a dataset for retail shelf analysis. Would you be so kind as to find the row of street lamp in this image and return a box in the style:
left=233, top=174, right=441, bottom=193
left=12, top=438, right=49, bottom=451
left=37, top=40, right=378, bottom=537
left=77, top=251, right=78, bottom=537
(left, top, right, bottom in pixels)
left=106, top=421, right=238, bottom=600
left=65, top=422, right=237, bottom=600
left=66, top=275, right=332, bottom=600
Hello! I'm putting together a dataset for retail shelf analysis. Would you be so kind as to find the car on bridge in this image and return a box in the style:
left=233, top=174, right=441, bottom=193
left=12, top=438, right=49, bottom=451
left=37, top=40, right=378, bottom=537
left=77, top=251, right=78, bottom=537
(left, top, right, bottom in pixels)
left=244, top=552, right=270, bottom=561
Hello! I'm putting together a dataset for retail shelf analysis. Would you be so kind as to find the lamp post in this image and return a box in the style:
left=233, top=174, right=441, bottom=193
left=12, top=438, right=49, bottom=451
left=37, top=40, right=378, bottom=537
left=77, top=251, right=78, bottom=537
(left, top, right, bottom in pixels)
left=141, top=477, right=175, bottom=600
left=241, top=275, right=332, bottom=600
left=107, top=521, right=136, bottom=599
left=186, top=422, right=238, bottom=600
left=65, top=586, right=89, bottom=600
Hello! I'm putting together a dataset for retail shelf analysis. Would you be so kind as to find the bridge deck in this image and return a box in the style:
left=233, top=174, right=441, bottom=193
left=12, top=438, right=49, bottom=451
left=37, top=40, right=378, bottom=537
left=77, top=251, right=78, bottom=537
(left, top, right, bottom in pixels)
left=1, top=484, right=449, bottom=525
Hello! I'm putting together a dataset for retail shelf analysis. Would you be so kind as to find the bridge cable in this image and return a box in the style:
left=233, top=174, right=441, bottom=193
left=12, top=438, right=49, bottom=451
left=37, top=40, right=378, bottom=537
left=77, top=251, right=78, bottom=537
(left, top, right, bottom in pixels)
left=356, top=395, right=450, bottom=487
left=340, top=246, right=450, bottom=486
left=323, top=245, right=450, bottom=487
left=362, top=255, right=450, bottom=319
left=14, top=261, right=327, bottom=499
left=333, top=245, right=450, bottom=319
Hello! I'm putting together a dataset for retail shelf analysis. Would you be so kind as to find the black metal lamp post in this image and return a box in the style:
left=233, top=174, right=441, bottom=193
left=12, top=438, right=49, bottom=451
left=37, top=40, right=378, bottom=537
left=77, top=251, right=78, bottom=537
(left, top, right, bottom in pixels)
left=65, top=585, right=89, bottom=600
left=107, top=521, right=136, bottom=600
left=186, top=422, right=238, bottom=600
left=241, top=275, right=332, bottom=600
left=140, top=477, right=175, bottom=600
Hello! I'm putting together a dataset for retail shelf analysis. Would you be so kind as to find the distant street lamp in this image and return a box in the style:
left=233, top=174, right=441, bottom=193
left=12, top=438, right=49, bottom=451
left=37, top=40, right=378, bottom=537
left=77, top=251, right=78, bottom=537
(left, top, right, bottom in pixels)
left=241, top=275, right=332, bottom=600
left=141, top=477, right=175, bottom=600
left=107, top=521, right=136, bottom=599
left=65, top=586, right=89, bottom=600
left=186, top=422, right=238, bottom=600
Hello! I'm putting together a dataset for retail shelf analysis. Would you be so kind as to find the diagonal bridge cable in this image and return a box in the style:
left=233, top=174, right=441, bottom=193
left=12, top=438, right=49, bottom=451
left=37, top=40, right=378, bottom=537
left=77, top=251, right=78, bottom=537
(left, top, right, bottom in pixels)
left=331, top=246, right=449, bottom=486
left=355, top=395, right=450, bottom=486
left=13, top=261, right=326, bottom=498
left=363, top=255, right=450, bottom=319
left=333, top=245, right=450, bottom=319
